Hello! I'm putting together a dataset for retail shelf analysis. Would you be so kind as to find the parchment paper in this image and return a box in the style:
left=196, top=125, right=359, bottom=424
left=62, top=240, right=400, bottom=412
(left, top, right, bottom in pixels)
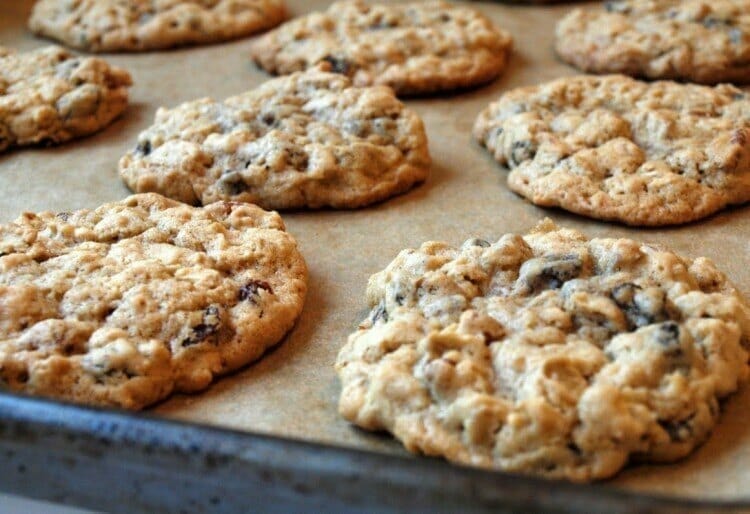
left=2, top=0, right=750, bottom=501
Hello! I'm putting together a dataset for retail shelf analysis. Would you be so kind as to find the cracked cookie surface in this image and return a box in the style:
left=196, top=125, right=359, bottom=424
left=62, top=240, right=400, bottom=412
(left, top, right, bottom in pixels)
left=336, top=220, right=750, bottom=481
left=29, top=0, right=286, bottom=52
left=119, top=68, right=430, bottom=209
left=0, top=193, right=307, bottom=409
left=556, top=0, right=750, bottom=84
left=0, top=45, right=131, bottom=152
left=473, top=74, right=750, bottom=226
left=249, top=0, right=512, bottom=95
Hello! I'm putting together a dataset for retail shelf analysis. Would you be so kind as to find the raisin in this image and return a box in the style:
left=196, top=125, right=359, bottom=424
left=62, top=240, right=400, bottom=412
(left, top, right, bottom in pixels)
left=218, top=172, right=249, bottom=196
left=604, top=1, right=630, bottom=14
left=612, top=282, right=639, bottom=303
left=181, top=306, right=221, bottom=347
left=288, top=149, right=309, bottom=170
left=369, top=20, right=397, bottom=30
left=730, top=28, right=743, bottom=44
left=508, top=140, right=536, bottom=167
left=261, top=113, right=276, bottom=126
left=135, top=140, right=152, bottom=156
left=386, top=283, right=410, bottom=307
left=567, top=443, right=582, bottom=457
left=520, top=254, right=582, bottom=292
left=371, top=302, right=388, bottom=324
left=320, top=55, right=352, bottom=75
left=658, top=415, right=694, bottom=442
left=238, top=280, right=273, bottom=304
left=655, top=321, right=680, bottom=348
left=372, top=118, right=394, bottom=138
left=651, top=322, right=687, bottom=369
left=343, top=119, right=366, bottom=137
left=708, top=398, right=719, bottom=418
left=183, top=324, right=215, bottom=346
left=465, top=238, right=491, bottom=248
left=104, top=368, right=137, bottom=379
left=56, top=212, right=71, bottom=222
left=611, top=283, right=667, bottom=329
left=731, top=129, right=747, bottom=146
left=701, top=17, right=725, bottom=29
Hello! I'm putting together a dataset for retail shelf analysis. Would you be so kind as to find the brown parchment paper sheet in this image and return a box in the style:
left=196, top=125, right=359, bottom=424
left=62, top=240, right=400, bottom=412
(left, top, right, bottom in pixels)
left=3, top=0, right=750, bottom=501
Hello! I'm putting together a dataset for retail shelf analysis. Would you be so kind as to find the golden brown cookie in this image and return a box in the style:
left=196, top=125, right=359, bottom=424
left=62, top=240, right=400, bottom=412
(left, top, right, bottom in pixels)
left=119, top=68, right=430, bottom=209
left=29, top=0, right=287, bottom=52
left=0, top=45, right=131, bottom=152
left=250, top=0, right=512, bottom=95
left=474, top=74, right=750, bottom=226
left=336, top=220, right=750, bottom=481
left=556, top=0, right=750, bottom=84
left=0, top=194, right=307, bottom=409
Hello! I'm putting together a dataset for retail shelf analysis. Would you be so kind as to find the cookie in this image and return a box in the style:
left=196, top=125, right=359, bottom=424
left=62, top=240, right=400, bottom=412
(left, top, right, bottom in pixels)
left=118, top=68, right=430, bottom=209
left=28, top=0, right=286, bottom=52
left=556, top=0, right=750, bottom=84
left=473, top=74, right=750, bottom=226
left=336, top=219, right=750, bottom=481
left=249, top=0, right=512, bottom=95
left=0, top=45, right=131, bottom=152
left=0, top=193, right=307, bottom=410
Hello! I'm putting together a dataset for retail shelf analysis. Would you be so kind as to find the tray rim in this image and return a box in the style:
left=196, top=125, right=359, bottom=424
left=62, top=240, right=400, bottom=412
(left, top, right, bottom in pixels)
left=0, top=392, right=748, bottom=514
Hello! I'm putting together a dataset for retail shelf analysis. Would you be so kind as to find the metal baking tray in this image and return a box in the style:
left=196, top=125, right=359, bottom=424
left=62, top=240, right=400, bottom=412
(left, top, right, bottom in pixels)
left=3, top=393, right=749, bottom=513
left=2, top=1, right=750, bottom=512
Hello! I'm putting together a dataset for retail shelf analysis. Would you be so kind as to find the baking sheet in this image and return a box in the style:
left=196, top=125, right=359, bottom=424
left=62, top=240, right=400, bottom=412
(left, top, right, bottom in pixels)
left=1, top=0, right=750, bottom=501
